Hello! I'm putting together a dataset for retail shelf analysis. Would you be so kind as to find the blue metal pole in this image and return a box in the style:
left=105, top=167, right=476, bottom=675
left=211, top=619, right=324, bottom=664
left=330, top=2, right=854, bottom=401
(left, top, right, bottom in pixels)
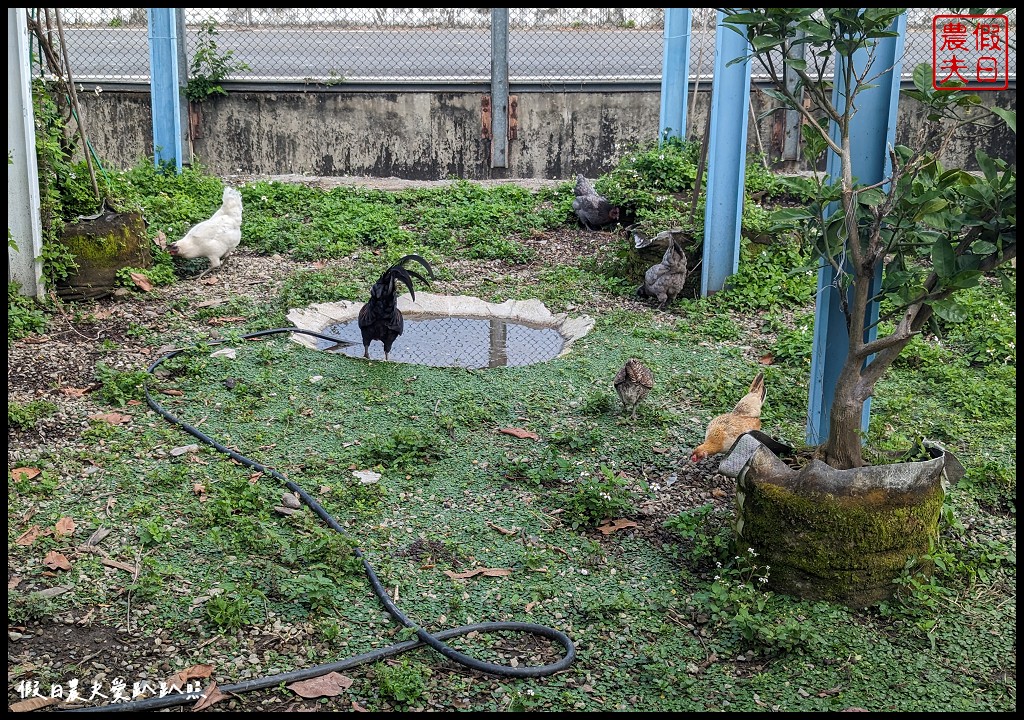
left=805, top=12, right=907, bottom=445
left=701, top=10, right=751, bottom=296
left=659, top=8, right=692, bottom=143
left=147, top=8, right=184, bottom=172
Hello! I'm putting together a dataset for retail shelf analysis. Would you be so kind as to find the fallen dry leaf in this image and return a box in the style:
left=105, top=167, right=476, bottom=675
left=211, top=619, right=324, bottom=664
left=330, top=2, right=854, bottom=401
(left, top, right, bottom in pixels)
left=43, top=551, right=72, bottom=571
left=11, top=467, right=41, bottom=482
left=54, top=517, right=76, bottom=537
left=287, top=671, right=354, bottom=699
left=35, top=585, right=72, bottom=599
left=16, top=525, right=49, bottom=546
left=486, top=521, right=518, bottom=535
left=351, top=700, right=369, bottom=712
left=443, top=567, right=513, bottom=579
left=596, top=518, right=639, bottom=535
left=10, top=697, right=60, bottom=712
left=164, top=663, right=214, bottom=690
left=89, top=412, right=132, bottom=425
left=160, top=388, right=184, bottom=396
left=199, top=276, right=220, bottom=285
left=207, top=316, right=247, bottom=326
left=85, top=527, right=111, bottom=546
left=153, top=230, right=167, bottom=249
left=499, top=427, right=540, bottom=440
left=129, top=271, right=154, bottom=291
left=9, top=575, right=23, bottom=589
left=759, top=352, right=774, bottom=365
left=100, top=558, right=137, bottom=574
left=192, top=681, right=231, bottom=711
left=60, top=386, right=90, bottom=398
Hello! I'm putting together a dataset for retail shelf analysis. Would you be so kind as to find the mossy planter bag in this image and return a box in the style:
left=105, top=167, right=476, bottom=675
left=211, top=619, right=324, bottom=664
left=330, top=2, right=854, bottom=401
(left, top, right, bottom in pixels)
left=719, top=434, right=963, bottom=608
left=55, top=208, right=150, bottom=301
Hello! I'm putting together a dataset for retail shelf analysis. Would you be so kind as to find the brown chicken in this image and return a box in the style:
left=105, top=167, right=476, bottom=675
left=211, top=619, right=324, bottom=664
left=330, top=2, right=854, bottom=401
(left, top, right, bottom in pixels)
left=613, top=358, right=654, bottom=420
left=690, top=371, right=765, bottom=462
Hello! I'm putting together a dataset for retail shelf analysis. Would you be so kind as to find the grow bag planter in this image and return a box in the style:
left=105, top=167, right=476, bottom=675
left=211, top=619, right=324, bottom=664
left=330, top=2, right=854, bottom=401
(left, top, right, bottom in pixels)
left=718, top=434, right=964, bottom=608
left=55, top=207, right=150, bottom=301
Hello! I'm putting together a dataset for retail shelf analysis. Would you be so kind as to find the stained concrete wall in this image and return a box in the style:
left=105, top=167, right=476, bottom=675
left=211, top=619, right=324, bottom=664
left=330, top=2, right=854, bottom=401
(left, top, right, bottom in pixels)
left=73, top=83, right=1015, bottom=181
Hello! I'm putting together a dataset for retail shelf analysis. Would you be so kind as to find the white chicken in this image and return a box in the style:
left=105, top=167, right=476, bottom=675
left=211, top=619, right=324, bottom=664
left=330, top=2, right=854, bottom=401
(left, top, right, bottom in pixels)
left=168, top=186, right=243, bottom=279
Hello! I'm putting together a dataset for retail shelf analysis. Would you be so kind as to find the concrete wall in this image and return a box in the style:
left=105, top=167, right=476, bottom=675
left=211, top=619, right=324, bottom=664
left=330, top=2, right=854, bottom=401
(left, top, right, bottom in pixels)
left=74, top=83, right=1016, bottom=181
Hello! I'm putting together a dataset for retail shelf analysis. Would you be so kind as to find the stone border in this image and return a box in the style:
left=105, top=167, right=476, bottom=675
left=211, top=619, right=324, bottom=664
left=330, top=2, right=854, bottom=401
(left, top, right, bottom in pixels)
left=286, top=291, right=595, bottom=359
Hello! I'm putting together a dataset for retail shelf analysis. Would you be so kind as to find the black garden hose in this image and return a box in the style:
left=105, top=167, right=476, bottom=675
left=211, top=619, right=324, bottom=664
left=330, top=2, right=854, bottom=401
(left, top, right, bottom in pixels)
left=64, top=327, right=576, bottom=712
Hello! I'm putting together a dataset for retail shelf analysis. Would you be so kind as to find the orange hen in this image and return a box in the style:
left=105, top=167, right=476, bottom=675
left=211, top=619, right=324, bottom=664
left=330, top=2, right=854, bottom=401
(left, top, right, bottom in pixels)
left=690, top=372, right=766, bottom=463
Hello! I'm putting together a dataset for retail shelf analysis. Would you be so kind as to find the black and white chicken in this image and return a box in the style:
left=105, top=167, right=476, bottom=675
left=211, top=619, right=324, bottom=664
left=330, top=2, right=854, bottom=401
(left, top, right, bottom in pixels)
left=613, top=358, right=654, bottom=421
left=572, top=175, right=621, bottom=230
left=167, top=186, right=243, bottom=280
left=357, top=254, right=435, bottom=361
left=637, top=236, right=688, bottom=309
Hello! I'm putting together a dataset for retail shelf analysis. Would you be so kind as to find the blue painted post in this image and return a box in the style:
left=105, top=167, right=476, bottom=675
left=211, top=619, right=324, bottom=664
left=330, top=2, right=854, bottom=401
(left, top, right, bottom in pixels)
left=147, top=8, right=185, bottom=172
left=659, top=8, right=692, bottom=143
left=805, top=13, right=907, bottom=445
left=701, top=10, right=751, bottom=296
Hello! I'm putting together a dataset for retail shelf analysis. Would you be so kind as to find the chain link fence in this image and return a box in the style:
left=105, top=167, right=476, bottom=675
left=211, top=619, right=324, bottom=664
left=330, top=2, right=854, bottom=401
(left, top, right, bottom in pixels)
left=49, top=8, right=1014, bottom=85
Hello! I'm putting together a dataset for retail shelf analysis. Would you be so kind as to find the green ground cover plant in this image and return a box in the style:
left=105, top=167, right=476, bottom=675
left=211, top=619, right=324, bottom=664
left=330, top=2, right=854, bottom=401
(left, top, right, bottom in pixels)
left=7, top=144, right=1014, bottom=711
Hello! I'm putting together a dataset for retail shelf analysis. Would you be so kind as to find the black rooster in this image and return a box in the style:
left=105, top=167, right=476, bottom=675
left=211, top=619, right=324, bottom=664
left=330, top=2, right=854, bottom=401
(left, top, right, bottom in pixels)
left=357, top=254, right=435, bottom=361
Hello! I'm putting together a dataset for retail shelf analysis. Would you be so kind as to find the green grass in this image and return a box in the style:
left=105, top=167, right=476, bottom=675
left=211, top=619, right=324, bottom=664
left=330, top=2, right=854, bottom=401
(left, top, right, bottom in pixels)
left=6, top=158, right=1015, bottom=712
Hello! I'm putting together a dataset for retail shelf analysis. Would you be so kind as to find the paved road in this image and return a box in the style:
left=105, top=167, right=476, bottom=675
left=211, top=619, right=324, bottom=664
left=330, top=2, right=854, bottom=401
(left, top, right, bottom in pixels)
left=61, top=26, right=1014, bottom=84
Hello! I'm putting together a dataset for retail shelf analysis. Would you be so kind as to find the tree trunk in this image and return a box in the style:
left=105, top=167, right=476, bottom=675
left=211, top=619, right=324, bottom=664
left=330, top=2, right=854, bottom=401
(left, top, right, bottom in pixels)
left=819, top=359, right=870, bottom=469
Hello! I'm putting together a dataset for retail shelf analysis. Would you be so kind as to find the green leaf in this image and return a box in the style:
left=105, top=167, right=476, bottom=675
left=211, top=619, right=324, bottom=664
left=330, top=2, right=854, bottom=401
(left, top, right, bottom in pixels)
left=930, top=298, right=969, bottom=323
left=944, top=270, right=982, bottom=290
left=931, top=237, right=955, bottom=277
left=750, top=35, right=783, bottom=52
left=990, top=107, right=1016, bottom=133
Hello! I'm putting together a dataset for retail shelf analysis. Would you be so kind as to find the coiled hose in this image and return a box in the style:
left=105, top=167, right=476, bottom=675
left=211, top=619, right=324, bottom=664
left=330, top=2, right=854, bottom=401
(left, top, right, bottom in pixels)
left=65, top=327, right=575, bottom=712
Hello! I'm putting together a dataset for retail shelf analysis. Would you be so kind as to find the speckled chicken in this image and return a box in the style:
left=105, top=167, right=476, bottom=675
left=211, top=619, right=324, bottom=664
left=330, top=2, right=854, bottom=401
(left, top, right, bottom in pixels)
left=637, top=237, right=687, bottom=309
left=613, top=358, right=654, bottom=420
left=572, top=174, right=621, bottom=230
left=691, top=371, right=766, bottom=462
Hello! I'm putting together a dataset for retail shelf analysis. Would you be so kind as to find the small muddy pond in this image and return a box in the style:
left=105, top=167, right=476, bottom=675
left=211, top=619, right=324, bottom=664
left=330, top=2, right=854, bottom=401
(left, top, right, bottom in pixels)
left=316, top=315, right=567, bottom=368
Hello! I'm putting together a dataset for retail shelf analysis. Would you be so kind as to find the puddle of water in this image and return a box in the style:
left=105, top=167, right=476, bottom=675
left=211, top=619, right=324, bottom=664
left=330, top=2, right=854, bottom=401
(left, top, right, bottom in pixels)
left=315, top=315, right=566, bottom=368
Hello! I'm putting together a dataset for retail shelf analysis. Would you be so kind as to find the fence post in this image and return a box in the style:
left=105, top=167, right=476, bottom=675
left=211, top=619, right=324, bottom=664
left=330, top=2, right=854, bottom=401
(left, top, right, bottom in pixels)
left=7, top=7, right=45, bottom=297
left=700, top=10, right=751, bottom=296
left=490, top=9, right=510, bottom=168
left=659, top=8, right=692, bottom=142
left=147, top=8, right=188, bottom=171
